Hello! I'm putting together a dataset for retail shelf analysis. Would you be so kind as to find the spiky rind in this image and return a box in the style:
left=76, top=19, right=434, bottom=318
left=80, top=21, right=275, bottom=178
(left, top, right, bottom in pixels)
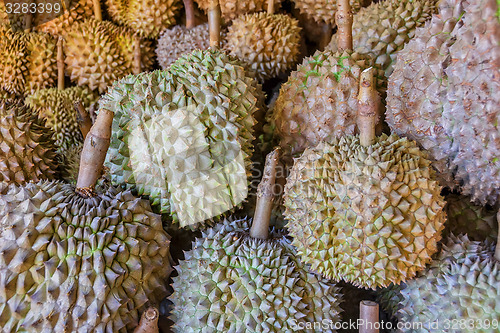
left=100, top=49, right=264, bottom=227
left=0, top=180, right=171, bottom=332
left=170, top=218, right=343, bottom=332
left=156, top=23, right=211, bottom=69
left=35, top=0, right=94, bottom=36
left=443, top=193, right=498, bottom=241
left=62, top=18, right=126, bottom=93
left=272, top=50, right=380, bottom=157
left=0, top=102, right=58, bottom=185
left=106, top=0, right=181, bottom=38
left=225, top=12, right=302, bottom=81
left=0, top=28, right=57, bottom=96
left=284, top=134, right=446, bottom=289
left=194, top=0, right=268, bottom=22
left=25, top=86, right=99, bottom=151
left=386, top=0, right=500, bottom=205
left=393, top=234, right=500, bottom=333
left=326, top=0, right=439, bottom=77
left=291, top=0, right=370, bottom=24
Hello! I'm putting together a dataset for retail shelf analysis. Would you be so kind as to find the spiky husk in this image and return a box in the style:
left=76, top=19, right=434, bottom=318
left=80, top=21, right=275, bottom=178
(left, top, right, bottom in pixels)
left=156, top=23, right=211, bottom=69
left=0, top=28, right=57, bottom=95
left=169, top=218, right=343, bottom=332
left=110, top=25, right=155, bottom=72
left=225, top=12, right=302, bottom=81
left=443, top=193, right=498, bottom=242
left=326, top=0, right=439, bottom=77
left=62, top=18, right=126, bottom=93
left=386, top=0, right=500, bottom=205
left=35, top=0, right=94, bottom=36
left=0, top=180, right=171, bottom=332
left=25, top=86, right=99, bottom=151
left=272, top=50, right=381, bottom=159
left=100, top=49, right=264, bottom=228
left=194, top=0, right=268, bottom=22
left=389, top=234, right=500, bottom=332
left=291, top=0, right=371, bottom=24
left=106, top=0, right=181, bottom=38
left=284, top=134, right=447, bottom=289
left=0, top=101, right=58, bottom=185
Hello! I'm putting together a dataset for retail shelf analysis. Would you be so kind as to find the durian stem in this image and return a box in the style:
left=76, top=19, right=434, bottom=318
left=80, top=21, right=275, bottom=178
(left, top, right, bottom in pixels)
left=208, top=0, right=221, bottom=49
left=133, top=307, right=159, bottom=333
left=57, top=37, right=65, bottom=90
left=335, top=0, right=353, bottom=51
left=319, top=23, right=333, bottom=51
left=24, top=9, right=33, bottom=33
left=250, top=148, right=281, bottom=240
left=359, top=300, right=380, bottom=333
left=93, top=0, right=102, bottom=21
left=132, top=36, right=142, bottom=75
left=267, top=0, right=275, bottom=15
left=495, top=210, right=500, bottom=261
left=75, top=108, right=113, bottom=196
left=74, top=99, right=92, bottom=139
left=357, top=67, right=380, bottom=147
left=184, top=0, right=196, bottom=29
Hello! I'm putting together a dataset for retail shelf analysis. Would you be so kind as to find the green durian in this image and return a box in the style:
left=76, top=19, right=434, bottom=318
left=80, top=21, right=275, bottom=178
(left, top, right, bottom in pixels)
left=444, top=193, right=498, bottom=242
left=99, top=49, right=264, bottom=228
left=284, top=134, right=447, bottom=289
left=0, top=101, right=59, bottom=185
left=25, top=86, right=98, bottom=151
left=384, top=234, right=500, bottom=332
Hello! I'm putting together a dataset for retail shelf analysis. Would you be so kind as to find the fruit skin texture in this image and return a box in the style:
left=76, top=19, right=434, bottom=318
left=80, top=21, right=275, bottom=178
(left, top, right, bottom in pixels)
left=381, top=234, right=500, bottom=332
left=326, top=0, right=439, bottom=77
left=291, top=0, right=371, bottom=25
left=156, top=23, right=211, bottom=69
left=272, top=50, right=380, bottom=158
left=106, top=0, right=181, bottom=38
left=0, top=27, right=57, bottom=96
left=225, top=12, right=302, bottom=81
left=25, top=86, right=99, bottom=151
left=386, top=0, right=500, bottom=206
left=0, top=180, right=171, bottom=332
left=34, top=0, right=94, bottom=36
left=169, top=218, right=343, bottom=333
left=284, top=134, right=447, bottom=289
left=443, top=193, right=498, bottom=242
left=0, top=101, right=58, bottom=185
left=100, top=49, right=264, bottom=227
left=194, top=0, right=268, bottom=22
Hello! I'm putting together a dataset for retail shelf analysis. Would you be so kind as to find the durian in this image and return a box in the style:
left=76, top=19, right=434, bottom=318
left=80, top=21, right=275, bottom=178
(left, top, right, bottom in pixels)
left=34, top=0, right=94, bottom=35
left=0, top=25, right=57, bottom=96
left=444, top=193, right=498, bottom=242
left=290, top=0, right=370, bottom=25
left=100, top=4, right=264, bottom=228
left=283, top=69, right=446, bottom=289
left=0, top=108, right=172, bottom=332
left=194, top=0, right=270, bottom=22
left=224, top=2, right=302, bottom=81
left=0, top=100, right=59, bottom=185
left=106, top=0, right=181, bottom=38
left=156, top=0, right=211, bottom=69
left=383, top=234, right=500, bottom=332
left=386, top=0, right=500, bottom=205
left=272, top=0, right=382, bottom=159
left=326, top=0, right=439, bottom=77
left=169, top=149, right=343, bottom=332
left=25, top=39, right=99, bottom=151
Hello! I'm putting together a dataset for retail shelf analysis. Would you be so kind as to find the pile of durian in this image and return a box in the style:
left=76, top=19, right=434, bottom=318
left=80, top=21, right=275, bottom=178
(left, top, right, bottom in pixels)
left=0, top=0, right=498, bottom=331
